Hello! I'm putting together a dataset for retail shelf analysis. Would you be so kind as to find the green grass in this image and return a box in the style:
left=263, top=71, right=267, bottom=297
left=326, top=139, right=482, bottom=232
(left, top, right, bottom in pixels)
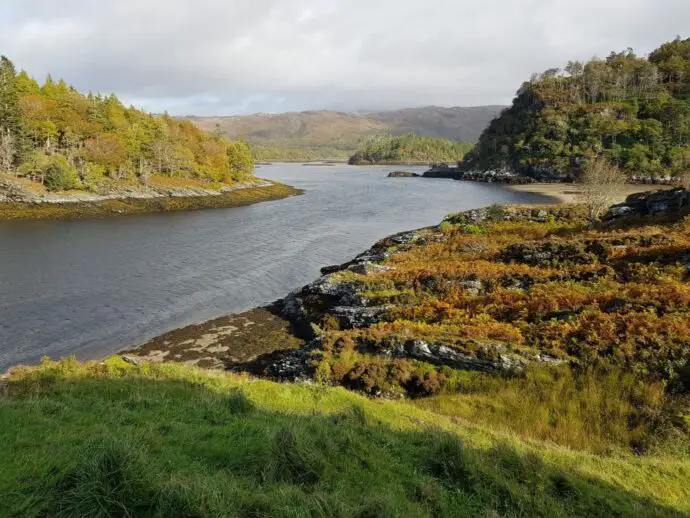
left=1, top=357, right=688, bottom=517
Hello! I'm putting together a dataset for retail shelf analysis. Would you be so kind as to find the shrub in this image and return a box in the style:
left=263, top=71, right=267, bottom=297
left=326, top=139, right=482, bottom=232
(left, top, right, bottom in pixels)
left=438, top=221, right=454, bottom=234
left=44, top=156, right=80, bottom=191
left=79, top=162, right=107, bottom=192
left=486, top=203, right=507, bottom=221
left=459, top=223, right=487, bottom=235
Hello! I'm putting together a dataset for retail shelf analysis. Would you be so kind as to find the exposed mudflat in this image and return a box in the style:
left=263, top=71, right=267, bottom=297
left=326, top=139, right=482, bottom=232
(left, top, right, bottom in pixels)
left=125, top=306, right=304, bottom=370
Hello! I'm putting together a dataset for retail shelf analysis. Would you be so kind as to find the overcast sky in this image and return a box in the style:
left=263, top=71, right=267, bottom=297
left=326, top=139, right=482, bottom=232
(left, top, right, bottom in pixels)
left=1, top=1, right=688, bottom=116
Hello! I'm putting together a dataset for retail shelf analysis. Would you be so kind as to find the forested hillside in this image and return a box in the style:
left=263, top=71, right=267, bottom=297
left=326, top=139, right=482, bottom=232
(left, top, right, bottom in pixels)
left=467, top=37, right=690, bottom=179
left=349, top=134, right=473, bottom=165
left=0, top=57, right=254, bottom=193
left=187, top=106, right=502, bottom=161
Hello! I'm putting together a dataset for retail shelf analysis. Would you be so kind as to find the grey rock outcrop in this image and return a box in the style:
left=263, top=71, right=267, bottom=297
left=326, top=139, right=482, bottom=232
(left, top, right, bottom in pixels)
left=604, top=188, right=690, bottom=222
left=383, top=339, right=565, bottom=372
left=331, top=305, right=388, bottom=328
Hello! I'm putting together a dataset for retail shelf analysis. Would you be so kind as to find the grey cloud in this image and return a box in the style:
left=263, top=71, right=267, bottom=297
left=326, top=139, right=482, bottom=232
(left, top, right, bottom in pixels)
left=0, top=0, right=688, bottom=115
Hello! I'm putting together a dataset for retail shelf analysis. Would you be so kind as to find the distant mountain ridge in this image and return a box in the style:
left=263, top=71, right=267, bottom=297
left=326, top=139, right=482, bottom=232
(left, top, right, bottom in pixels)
left=184, top=106, right=505, bottom=158
left=365, top=105, right=506, bottom=141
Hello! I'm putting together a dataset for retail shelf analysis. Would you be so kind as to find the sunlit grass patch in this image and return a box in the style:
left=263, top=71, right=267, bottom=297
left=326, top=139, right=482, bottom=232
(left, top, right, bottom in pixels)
left=1, top=357, right=688, bottom=517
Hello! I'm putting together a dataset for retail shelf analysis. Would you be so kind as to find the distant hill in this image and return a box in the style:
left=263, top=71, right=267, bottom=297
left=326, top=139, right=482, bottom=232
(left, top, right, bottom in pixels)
left=366, top=105, right=506, bottom=141
left=184, top=106, right=504, bottom=160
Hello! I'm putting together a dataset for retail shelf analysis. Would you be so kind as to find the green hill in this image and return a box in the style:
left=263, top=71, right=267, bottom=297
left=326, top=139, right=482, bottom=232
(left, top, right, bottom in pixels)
left=466, top=37, right=690, bottom=179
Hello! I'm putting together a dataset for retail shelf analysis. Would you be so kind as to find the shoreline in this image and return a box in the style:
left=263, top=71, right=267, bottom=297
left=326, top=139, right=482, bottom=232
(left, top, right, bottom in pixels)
left=5, top=182, right=671, bottom=373
left=506, top=182, right=673, bottom=205
left=115, top=183, right=667, bottom=370
left=0, top=180, right=303, bottom=221
left=117, top=203, right=566, bottom=373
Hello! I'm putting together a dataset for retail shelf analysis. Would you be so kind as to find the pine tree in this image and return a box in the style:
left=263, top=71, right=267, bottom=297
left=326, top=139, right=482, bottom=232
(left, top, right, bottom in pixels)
left=0, top=56, right=28, bottom=165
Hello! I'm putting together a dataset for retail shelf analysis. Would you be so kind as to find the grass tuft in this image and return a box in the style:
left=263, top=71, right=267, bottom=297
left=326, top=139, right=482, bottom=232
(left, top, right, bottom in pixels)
left=49, top=438, right=152, bottom=518
left=263, top=425, right=325, bottom=485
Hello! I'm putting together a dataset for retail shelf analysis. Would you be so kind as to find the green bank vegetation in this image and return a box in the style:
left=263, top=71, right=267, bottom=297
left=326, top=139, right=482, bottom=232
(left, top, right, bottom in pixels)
left=349, top=134, right=474, bottom=165
left=1, top=357, right=688, bottom=517
left=468, top=37, right=690, bottom=179
left=0, top=56, right=254, bottom=193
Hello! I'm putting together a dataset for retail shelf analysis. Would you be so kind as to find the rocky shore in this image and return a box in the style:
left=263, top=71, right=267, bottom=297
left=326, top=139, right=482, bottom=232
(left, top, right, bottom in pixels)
left=0, top=177, right=302, bottom=220
left=122, top=206, right=578, bottom=380
left=507, top=182, right=674, bottom=204
left=123, top=186, right=690, bottom=395
left=423, top=165, right=536, bottom=184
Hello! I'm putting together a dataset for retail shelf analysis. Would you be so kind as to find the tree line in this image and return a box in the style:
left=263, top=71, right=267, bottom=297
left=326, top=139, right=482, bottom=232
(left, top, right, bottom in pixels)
left=349, top=134, right=473, bottom=165
left=467, top=37, right=690, bottom=179
left=0, top=57, right=254, bottom=192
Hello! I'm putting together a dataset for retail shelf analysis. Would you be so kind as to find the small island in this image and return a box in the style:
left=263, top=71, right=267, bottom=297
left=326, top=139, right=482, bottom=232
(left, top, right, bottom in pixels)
left=348, top=134, right=473, bottom=165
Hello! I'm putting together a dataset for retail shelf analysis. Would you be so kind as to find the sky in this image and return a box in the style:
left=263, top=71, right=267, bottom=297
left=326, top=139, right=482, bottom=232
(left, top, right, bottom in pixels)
left=1, top=0, right=688, bottom=116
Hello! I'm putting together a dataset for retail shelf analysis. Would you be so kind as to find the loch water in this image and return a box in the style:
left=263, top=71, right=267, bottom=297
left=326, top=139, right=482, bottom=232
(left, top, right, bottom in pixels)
left=0, top=164, right=550, bottom=371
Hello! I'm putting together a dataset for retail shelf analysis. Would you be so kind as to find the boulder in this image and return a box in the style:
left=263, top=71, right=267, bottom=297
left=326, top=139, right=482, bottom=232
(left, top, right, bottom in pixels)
left=604, top=188, right=690, bottom=222
left=347, top=262, right=395, bottom=276
left=458, top=279, right=483, bottom=295
left=390, top=231, right=419, bottom=245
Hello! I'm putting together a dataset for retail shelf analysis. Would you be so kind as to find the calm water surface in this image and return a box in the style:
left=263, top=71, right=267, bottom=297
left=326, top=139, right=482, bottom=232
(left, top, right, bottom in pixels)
left=0, top=164, right=549, bottom=371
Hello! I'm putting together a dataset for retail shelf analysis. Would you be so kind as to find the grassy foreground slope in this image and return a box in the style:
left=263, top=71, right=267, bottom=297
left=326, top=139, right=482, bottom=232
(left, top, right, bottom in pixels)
left=1, top=357, right=688, bottom=517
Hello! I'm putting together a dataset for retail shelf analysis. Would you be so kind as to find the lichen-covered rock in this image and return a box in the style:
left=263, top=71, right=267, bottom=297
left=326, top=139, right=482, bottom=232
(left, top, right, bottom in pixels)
left=500, top=242, right=598, bottom=267
left=260, top=340, right=320, bottom=381
left=390, top=231, right=419, bottom=245
left=331, top=305, right=388, bottom=328
left=458, top=279, right=483, bottom=295
left=385, top=339, right=564, bottom=372
left=320, top=251, right=392, bottom=275
left=347, top=262, right=395, bottom=276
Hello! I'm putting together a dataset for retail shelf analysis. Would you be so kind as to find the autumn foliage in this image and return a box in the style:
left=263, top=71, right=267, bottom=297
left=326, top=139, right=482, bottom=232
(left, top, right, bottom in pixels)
left=0, top=56, right=254, bottom=191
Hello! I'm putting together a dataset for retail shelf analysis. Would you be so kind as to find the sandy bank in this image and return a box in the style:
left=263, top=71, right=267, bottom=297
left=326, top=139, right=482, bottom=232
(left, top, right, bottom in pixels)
left=507, top=183, right=673, bottom=204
